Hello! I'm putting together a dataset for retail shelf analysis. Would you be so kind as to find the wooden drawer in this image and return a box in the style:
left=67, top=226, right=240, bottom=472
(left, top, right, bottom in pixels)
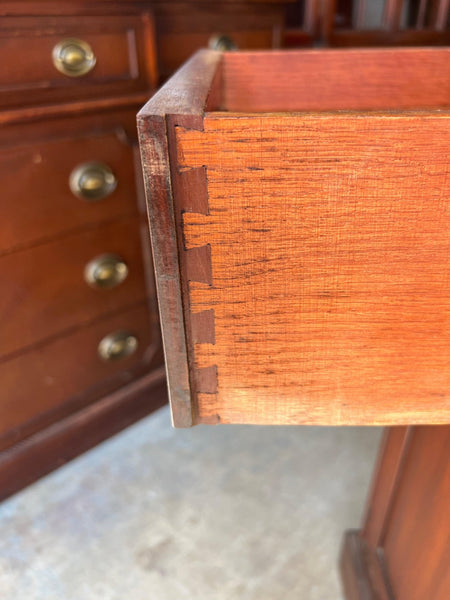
left=0, top=14, right=156, bottom=109
left=0, top=302, right=160, bottom=450
left=0, top=217, right=149, bottom=359
left=138, top=48, right=450, bottom=428
left=0, top=119, right=141, bottom=254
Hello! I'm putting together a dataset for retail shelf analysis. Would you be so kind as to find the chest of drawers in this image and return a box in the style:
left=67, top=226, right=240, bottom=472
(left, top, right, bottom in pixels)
left=0, top=0, right=300, bottom=501
left=0, top=2, right=165, bottom=499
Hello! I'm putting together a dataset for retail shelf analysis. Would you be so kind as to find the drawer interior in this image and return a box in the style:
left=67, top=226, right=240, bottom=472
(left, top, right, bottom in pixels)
left=206, top=48, right=450, bottom=112
left=139, top=48, right=450, bottom=427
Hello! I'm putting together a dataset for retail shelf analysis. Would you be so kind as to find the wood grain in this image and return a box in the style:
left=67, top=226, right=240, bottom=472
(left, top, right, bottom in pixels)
left=347, top=426, right=450, bottom=600
left=179, top=111, right=450, bottom=425
left=0, top=217, right=148, bottom=359
left=0, top=128, right=138, bottom=255
left=0, top=13, right=157, bottom=109
left=362, top=427, right=412, bottom=548
left=219, top=48, right=450, bottom=112
left=0, top=301, right=160, bottom=450
left=382, top=426, right=450, bottom=600
left=137, top=49, right=222, bottom=427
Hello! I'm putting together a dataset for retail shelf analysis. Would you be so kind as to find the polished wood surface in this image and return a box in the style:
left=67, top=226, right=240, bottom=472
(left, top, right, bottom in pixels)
left=0, top=1, right=164, bottom=499
left=138, top=49, right=223, bottom=427
left=0, top=0, right=302, bottom=500
left=0, top=301, right=161, bottom=451
left=0, top=116, right=139, bottom=253
left=341, top=426, right=450, bottom=600
left=0, top=217, right=148, bottom=358
left=0, top=369, right=167, bottom=502
left=139, top=48, right=450, bottom=427
left=151, top=0, right=293, bottom=80
left=219, top=48, right=450, bottom=111
left=383, top=427, right=450, bottom=600
left=0, top=13, right=157, bottom=109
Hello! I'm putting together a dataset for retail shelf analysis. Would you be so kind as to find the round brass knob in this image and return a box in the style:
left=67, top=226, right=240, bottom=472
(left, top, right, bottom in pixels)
left=69, top=162, right=117, bottom=201
left=208, top=34, right=237, bottom=51
left=84, top=254, right=128, bottom=289
left=98, top=331, right=138, bottom=361
left=52, top=38, right=96, bottom=77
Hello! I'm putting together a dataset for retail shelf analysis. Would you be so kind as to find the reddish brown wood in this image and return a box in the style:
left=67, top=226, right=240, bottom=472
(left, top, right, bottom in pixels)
left=180, top=111, right=450, bottom=426
left=383, top=427, right=450, bottom=600
left=319, top=0, right=450, bottom=47
left=362, top=427, right=412, bottom=548
left=219, top=48, right=450, bottom=112
left=339, top=531, right=387, bottom=600
left=0, top=2, right=166, bottom=499
left=0, top=123, right=139, bottom=254
left=0, top=218, right=148, bottom=358
left=328, top=29, right=450, bottom=47
left=141, top=48, right=450, bottom=427
left=0, top=13, right=157, bottom=109
left=151, top=0, right=293, bottom=79
left=342, top=426, right=450, bottom=600
left=157, top=29, right=276, bottom=79
left=0, top=368, right=167, bottom=502
left=138, top=49, right=222, bottom=427
left=433, top=0, right=450, bottom=29
left=0, top=301, right=161, bottom=450
left=382, top=0, right=403, bottom=31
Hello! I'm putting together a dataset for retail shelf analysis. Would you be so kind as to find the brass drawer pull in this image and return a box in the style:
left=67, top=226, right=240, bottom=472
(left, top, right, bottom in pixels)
left=52, top=38, right=96, bottom=77
left=98, top=331, right=138, bottom=361
left=84, top=254, right=128, bottom=289
left=69, top=161, right=117, bottom=201
left=208, top=34, right=237, bottom=51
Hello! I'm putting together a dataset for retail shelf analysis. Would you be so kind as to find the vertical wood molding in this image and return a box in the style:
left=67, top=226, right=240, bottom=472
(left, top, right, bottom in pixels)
left=362, top=427, right=413, bottom=548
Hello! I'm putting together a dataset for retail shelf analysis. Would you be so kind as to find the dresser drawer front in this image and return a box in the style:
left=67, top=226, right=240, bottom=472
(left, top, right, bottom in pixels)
left=0, top=303, right=159, bottom=448
left=0, top=15, right=156, bottom=108
left=0, top=121, right=140, bottom=254
left=0, top=218, right=149, bottom=359
left=158, top=29, right=276, bottom=79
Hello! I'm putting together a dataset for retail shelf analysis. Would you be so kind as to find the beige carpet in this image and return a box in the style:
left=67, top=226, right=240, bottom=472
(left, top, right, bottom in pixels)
left=0, top=406, right=381, bottom=600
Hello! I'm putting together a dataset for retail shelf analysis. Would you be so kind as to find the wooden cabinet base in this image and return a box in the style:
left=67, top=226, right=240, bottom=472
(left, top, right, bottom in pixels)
left=340, top=531, right=392, bottom=600
left=0, top=368, right=167, bottom=501
left=340, top=426, right=450, bottom=600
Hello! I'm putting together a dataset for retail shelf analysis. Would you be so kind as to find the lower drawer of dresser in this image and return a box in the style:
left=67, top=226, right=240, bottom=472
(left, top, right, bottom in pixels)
left=0, top=301, right=161, bottom=451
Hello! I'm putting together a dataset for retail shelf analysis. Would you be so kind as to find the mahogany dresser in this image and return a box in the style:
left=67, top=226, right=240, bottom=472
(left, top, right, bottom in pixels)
left=0, top=0, right=295, bottom=500
left=0, top=1, right=167, bottom=500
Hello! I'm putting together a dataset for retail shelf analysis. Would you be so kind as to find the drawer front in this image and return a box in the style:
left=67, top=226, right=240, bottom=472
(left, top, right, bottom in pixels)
left=0, top=124, right=140, bottom=254
left=0, top=217, right=149, bottom=359
left=0, top=14, right=156, bottom=108
left=0, top=303, right=160, bottom=448
left=157, top=29, right=276, bottom=80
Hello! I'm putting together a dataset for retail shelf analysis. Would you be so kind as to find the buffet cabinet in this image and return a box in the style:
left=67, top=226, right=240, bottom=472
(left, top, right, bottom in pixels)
left=0, top=2, right=166, bottom=500
left=0, top=0, right=294, bottom=499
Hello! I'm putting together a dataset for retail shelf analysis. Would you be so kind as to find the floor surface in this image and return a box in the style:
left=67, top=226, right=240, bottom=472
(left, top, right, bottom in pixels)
left=0, top=406, right=382, bottom=600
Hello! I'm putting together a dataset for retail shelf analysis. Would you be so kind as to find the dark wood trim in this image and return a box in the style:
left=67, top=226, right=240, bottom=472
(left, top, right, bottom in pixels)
left=328, top=29, right=450, bottom=47
left=137, top=50, right=222, bottom=427
left=340, top=531, right=393, bottom=600
left=340, top=531, right=377, bottom=600
left=362, top=427, right=413, bottom=548
left=0, top=368, right=167, bottom=502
